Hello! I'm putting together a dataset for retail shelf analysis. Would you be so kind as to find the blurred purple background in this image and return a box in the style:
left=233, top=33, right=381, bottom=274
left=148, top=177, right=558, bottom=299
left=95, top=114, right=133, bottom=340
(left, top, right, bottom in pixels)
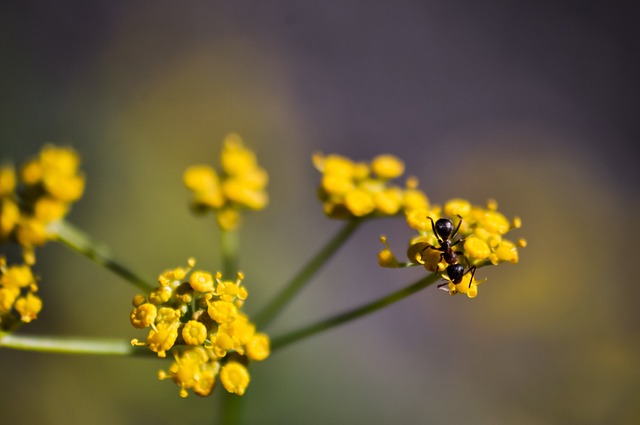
left=2, top=2, right=639, bottom=424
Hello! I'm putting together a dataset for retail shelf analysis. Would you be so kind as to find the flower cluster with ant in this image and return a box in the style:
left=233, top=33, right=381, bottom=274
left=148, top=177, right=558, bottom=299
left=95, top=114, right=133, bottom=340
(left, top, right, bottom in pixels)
left=380, top=198, right=525, bottom=298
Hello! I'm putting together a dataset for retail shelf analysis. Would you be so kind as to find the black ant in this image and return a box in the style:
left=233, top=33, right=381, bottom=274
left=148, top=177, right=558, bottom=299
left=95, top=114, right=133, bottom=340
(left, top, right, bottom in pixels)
left=422, top=216, right=464, bottom=267
left=437, top=263, right=477, bottom=289
left=423, top=216, right=476, bottom=288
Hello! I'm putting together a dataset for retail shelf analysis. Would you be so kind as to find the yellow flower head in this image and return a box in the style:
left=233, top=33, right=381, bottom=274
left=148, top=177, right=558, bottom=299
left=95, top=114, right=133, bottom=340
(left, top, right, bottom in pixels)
left=184, top=134, right=268, bottom=230
left=130, top=259, right=269, bottom=397
left=2, top=145, right=86, bottom=262
left=314, top=152, right=429, bottom=219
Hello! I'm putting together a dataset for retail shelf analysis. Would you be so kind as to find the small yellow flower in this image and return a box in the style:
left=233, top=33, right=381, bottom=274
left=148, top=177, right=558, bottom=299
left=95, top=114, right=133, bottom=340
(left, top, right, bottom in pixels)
left=13, top=292, right=42, bottom=322
left=221, top=133, right=258, bottom=176
left=147, top=321, right=180, bottom=357
left=182, top=320, right=208, bottom=346
left=20, top=160, right=43, bottom=185
left=313, top=153, right=355, bottom=177
left=34, top=197, right=68, bottom=222
left=210, top=332, right=234, bottom=358
left=1, top=263, right=36, bottom=289
left=189, top=271, right=214, bottom=293
left=378, top=235, right=400, bottom=268
left=443, top=198, right=472, bottom=218
left=130, top=303, right=158, bottom=329
left=0, top=166, right=16, bottom=196
left=405, top=208, right=433, bottom=233
left=183, top=165, right=219, bottom=193
left=0, top=199, right=20, bottom=239
left=403, top=177, right=430, bottom=211
left=321, top=173, right=354, bottom=195
left=374, top=188, right=403, bottom=215
left=371, top=154, right=405, bottom=179
left=43, top=172, right=85, bottom=203
left=208, top=300, right=238, bottom=324
left=183, top=165, right=225, bottom=209
left=220, top=361, right=250, bottom=396
left=478, top=210, right=511, bottom=235
left=446, top=277, right=480, bottom=299
left=344, top=189, right=376, bottom=217
left=491, top=239, right=519, bottom=264
left=246, top=333, right=270, bottom=361
left=15, top=218, right=49, bottom=247
left=215, top=272, right=248, bottom=303
left=463, top=236, right=491, bottom=261
left=0, top=287, right=19, bottom=313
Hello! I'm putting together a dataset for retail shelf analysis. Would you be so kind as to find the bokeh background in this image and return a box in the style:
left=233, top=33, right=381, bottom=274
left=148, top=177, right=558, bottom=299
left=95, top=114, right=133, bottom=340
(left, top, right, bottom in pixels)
left=2, top=1, right=639, bottom=424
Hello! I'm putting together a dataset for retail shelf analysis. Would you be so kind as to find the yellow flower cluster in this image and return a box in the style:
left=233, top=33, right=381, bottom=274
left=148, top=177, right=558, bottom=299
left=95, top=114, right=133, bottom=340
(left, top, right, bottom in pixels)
left=381, top=198, right=525, bottom=298
left=1, top=145, right=85, bottom=263
left=183, top=134, right=268, bottom=230
left=313, top=153, right=429, bottom=219
left=130, top=259, right=270, bottom=398
left=0, top=257, right=42, bottom=330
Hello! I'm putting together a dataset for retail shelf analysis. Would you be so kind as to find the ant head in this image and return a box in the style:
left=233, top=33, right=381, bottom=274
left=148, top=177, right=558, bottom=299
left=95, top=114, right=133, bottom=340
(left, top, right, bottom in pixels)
left=434, top=218, right=454, bottom=239
left=446, top=264, right=465, bottom=283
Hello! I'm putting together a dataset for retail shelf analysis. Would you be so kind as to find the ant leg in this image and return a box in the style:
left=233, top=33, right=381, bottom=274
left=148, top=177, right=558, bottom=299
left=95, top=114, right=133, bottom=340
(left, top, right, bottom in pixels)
left=464, top=265, right=477, bottom=288
left=450, top=214, right=463, bottom=240
left=427, top=216, right=443, bottom=244
left=451, top=238, right=465, bottom=248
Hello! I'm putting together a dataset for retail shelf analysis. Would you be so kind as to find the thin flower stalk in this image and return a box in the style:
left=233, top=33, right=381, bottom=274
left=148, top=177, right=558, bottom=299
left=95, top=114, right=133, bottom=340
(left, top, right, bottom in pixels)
left=51, top=220, right=155, bottom=293
left=254, top=219, right=361, bottom=328
left=220, top=227, right=239, bottom=279
left=0, top=333, right=151, bottom=356
left=270, top=271, right=440, bottom=352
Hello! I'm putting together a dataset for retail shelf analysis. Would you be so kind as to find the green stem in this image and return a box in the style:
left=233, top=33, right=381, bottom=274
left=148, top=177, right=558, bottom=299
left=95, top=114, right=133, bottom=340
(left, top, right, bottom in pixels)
left=255, top=219, right=362, bottom=328
left=220, top=392, right=243, bottom=425
left=50, top=220, right=154, bottom=293
left=270, top=272, right=439, bottom=351
left=220, top=227, right=239, bottom=278
left=0, top=333, right=151, bottom=356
